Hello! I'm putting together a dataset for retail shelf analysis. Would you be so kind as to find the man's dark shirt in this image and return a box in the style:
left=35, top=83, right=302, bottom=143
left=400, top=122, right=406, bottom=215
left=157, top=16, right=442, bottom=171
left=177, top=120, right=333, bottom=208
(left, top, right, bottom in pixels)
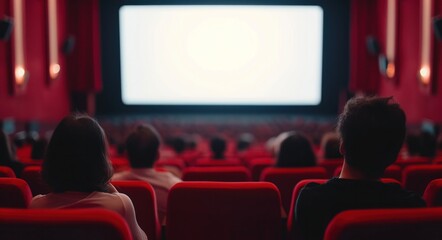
left=295, top=178, right=426, bottom=240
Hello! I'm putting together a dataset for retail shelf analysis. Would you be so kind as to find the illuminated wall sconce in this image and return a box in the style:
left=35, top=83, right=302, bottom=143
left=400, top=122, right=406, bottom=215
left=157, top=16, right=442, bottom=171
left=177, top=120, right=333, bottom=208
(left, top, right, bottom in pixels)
left=419, top=0, right=434, bottom=94
left=11, top=0, right=28, bottom=94
left=383, top=0, right=398, bottom=81
left=47, top=0, right=60, bottom=82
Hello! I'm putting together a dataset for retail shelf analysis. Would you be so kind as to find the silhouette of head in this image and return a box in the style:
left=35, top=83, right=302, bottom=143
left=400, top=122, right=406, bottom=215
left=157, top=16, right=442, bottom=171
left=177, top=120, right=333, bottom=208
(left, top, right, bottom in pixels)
left=276, top=132, right=316, bottom=167
left=126, top=124, right=161, bottom=168
left=210, top=136, right=226, bottom=159
left=43, top=114, right=112, bottom=193
left=338, top=96, right=406, bottom=178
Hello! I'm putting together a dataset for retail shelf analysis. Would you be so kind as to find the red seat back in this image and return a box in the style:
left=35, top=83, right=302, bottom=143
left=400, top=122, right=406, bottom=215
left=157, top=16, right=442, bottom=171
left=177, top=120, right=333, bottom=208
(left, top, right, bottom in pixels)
left=0, top=208, right=132, bottom=240
left=423, top=179, right=442, bottom=206
left=166, top=182, right=281, bottom=240
left=287, top=177, right=403, bottom=239
left=182, top=166, right=251, bottom=181
left=0, top=166, right=16, bottom=178
left=247, top=158, right=275, bottom=181
left=20, top=166, right=51, bottom=196
left=260, top=167, right=327, bottom=213
left=112, top=180, right=161, bottom=240
left=0, top=178, right=32, bottom=208
left=402, top=165, right=442, bottom=195
left=395, top=156, right=431, bottom=169
left=324, top=208, right=442, bottom=240
left=193, top=159, right=243, bottom=167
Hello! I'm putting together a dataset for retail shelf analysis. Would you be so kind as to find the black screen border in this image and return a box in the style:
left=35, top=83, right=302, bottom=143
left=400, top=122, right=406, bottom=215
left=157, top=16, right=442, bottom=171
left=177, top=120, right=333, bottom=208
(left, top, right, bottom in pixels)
left=97, top=0, right=349, bottom=115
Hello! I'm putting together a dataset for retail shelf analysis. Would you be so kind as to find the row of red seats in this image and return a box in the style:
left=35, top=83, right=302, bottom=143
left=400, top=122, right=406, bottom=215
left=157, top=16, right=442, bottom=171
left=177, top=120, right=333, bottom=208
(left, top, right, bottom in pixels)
left=2, top=178, right=442, bottom=240
left=3, top=163, right=442, bottom=212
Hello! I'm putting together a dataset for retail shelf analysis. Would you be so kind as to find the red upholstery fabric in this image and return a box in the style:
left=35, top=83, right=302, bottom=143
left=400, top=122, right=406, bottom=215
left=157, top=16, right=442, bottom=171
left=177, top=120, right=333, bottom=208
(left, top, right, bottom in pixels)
left=166, top=182, right=281, bottom=240
left=334, top=164, right=402, bottom=181
left=20, top=166, right=51, bottom=196
left=182, top=166, right=251, bottom=181
left=193, top=159, right=243, bottom=167
left=112, top=180, right=161, bottom=240
left=248, top=158, right=275, bottom=181
left=423, top=179, right=442, bottom=207
left=395, top=156, right=431, bottom=169
left=0, top=208, right=132, bottom=240
left=403, top=165, right=442, bottom=195
left=317, top=159, right=344, bottom=178
left=260, top=167, right=328, bottom=213
left=0, top=178, right=32, bottom=208
left=0, top=166, right=16, bottom=178
left=324, top=208, right=442, bottom=240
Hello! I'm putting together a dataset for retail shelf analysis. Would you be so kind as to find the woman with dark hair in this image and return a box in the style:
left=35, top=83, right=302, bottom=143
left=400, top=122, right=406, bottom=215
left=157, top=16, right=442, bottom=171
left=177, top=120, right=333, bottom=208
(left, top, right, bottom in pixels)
left=0, top=130, right=24, bottom=176
left=29, top=115, right=147, bottom=240
left=275, top=131, right=316, bottom=167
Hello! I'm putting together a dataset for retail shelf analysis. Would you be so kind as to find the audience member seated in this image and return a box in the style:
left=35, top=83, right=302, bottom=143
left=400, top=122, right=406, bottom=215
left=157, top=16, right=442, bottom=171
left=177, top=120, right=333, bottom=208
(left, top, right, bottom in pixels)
left=405, top=132, right=421, bottom=157
left=181, top=134, right=202, bottom=164
left=171, top=136, right=186, bottom=157
left=30, top=138, right=47, bottom=160
left=418, top=130, right=437, bottom=158
left=320, top=132, right=342, bottom=159
left=295, top=97, right=425, bottom=240
left=275, top=132, right=316, bottom=167
left=29, top=115, right=147, bottom=240
left=113, top=124, right=182, bottom=224
left=210, top=136, right=227, bottom=160
left=405, top=130, right=437, bottom=159
left=0, top=130, right=24, bottom=177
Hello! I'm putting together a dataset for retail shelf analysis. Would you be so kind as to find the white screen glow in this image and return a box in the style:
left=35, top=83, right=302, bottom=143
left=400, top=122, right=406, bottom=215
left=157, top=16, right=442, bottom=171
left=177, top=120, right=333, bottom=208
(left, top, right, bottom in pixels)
left=120, top=5, right=323, bottom=105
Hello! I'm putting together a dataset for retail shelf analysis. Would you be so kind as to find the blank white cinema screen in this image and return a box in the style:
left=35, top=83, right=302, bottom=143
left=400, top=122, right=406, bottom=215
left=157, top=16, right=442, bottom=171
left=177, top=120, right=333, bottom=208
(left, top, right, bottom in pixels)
left=119, top=5, right=323, bottom=105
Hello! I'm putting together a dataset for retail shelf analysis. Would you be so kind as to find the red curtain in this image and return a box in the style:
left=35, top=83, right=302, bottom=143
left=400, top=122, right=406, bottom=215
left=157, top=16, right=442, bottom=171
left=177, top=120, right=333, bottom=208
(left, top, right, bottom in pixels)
left=65, top=0, right=102, bottom=93
left=349, top=0, right=383, bottom=94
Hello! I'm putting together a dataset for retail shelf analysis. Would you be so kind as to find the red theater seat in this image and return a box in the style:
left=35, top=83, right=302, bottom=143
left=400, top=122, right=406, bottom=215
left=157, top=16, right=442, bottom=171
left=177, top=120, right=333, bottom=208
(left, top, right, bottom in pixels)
left=20, top=166, right=51, bottom=196
left=166, top=182, right=281, bottom=240
left=0, top=178, right=32, bottom=208
left=287, top=178, right=402, bottom=239
left=193, top=158, right=243, bottom=167
left=112, top=180, right=161, bottom=240
left=182, top=166, right=251, bottom=181
left=247, top=158, right=275, bottom=181
left=395, top=156, right=431, bottom=169
left=0, top=166, right=16, bottom=178
left=324, top=208, right=442, bottom=240
left=403, top=165, right=442, bottom=195
left=0, top=208, right=132, bottom=240
left=260, top=167, right=328, bottom=213
left=423, top=179, right=442, bottom=207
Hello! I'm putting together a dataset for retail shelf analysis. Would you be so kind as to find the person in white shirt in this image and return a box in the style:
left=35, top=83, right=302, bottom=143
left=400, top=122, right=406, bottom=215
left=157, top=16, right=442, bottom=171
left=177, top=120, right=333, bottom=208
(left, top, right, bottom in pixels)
left=29, top=115, right=147, bottom=240
left=113, top=124, right=182, bottom=224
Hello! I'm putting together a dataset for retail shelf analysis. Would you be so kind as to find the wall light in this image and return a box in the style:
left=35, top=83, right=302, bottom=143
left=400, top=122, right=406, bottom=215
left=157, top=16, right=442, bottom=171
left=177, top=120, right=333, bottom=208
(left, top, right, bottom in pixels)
left=47, top=0, right=60, bottom=82
left=419, top=0, right=434, bottom=93
left=11, top=0, right=27, bottom=94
